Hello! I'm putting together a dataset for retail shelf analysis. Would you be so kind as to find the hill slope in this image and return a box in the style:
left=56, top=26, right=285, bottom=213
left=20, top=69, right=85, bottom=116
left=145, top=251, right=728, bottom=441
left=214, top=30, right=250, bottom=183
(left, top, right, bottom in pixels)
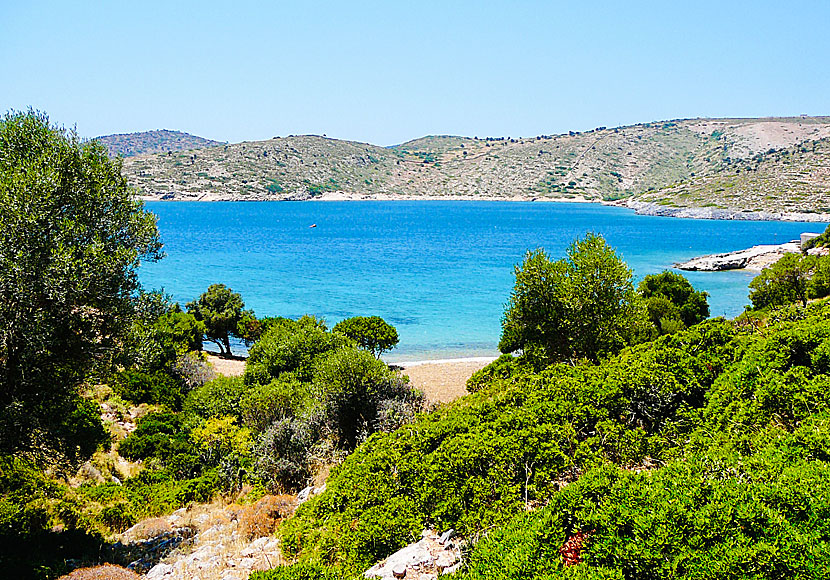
left=122, top=118, right=830, bottom=210
left=95, top=129, right=225, bottom=157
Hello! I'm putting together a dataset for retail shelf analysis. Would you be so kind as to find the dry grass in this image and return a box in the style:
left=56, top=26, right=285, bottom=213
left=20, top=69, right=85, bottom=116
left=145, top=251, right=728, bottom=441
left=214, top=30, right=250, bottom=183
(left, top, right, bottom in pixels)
left=122, top=517, right=172, bottom=542
left=58, top=564, right=141, bottom=580
left=238, top=495, right=297, bottom=540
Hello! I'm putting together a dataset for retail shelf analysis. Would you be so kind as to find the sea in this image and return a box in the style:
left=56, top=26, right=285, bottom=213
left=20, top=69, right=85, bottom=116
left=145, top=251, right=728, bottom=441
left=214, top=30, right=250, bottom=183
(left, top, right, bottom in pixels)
left=139, top=201, right=828, bottom=361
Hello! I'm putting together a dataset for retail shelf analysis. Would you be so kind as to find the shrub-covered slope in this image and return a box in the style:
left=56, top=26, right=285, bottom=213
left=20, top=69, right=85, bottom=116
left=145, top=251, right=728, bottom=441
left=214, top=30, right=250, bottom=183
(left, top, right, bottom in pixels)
left=271, top=301, right=830, bottom=578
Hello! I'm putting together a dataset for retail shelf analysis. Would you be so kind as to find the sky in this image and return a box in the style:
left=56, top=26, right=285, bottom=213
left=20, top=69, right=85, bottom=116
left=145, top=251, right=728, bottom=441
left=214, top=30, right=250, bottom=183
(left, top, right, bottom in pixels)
left=2, top=0, right=829, bottom=146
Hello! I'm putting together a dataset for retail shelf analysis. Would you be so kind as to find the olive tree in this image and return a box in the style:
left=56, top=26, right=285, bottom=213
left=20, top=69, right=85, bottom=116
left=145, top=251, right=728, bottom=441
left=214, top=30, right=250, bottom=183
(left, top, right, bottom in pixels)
left=0, top=110, right=162, bottom=465
left=499, top=234, right=647, bottom=366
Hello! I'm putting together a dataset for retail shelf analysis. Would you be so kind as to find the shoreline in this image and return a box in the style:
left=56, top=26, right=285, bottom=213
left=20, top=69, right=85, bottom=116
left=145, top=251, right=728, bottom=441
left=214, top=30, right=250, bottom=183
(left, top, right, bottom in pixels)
left=140, top=194, right=830, bottom=223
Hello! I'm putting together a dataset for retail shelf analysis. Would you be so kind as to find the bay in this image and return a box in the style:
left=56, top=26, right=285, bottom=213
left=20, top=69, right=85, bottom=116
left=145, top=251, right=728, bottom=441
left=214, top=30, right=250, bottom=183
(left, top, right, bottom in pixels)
left=140, top=201, right=827, bottom=361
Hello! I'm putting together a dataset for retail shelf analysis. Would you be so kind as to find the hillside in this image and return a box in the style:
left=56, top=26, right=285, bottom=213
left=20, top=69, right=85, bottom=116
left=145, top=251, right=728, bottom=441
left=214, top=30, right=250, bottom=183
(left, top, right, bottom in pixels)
left=95, top=129, right=225, bottom=157
left=122, top=117, right=830, bottom=210
left=624, top=134, right=830, bottom=217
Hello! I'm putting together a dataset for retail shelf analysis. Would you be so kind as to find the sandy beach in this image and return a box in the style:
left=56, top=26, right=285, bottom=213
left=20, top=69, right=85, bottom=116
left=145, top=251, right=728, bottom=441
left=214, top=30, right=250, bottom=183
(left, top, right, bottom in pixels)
left=206, top=353, right=493, bottom=404
left=394, top=357, right=494, bottom=403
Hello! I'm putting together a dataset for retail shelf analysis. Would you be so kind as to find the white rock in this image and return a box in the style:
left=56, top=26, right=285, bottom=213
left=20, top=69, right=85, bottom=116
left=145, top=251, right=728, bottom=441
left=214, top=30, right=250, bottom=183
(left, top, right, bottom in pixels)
left=146, top=563, right=174, bottom=579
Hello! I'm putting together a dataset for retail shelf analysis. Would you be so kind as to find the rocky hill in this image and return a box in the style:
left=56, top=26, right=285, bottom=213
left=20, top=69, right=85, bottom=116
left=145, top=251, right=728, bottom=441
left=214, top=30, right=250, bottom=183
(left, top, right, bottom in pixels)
left=95, top=130, right=225, bottom=158
left=122, top=118, right=830, bottom=211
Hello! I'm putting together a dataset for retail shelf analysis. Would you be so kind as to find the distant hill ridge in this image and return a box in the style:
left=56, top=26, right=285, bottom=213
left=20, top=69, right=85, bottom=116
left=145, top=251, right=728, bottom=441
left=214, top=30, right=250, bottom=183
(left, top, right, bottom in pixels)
left=95, top=129, right=225, bottom=157
left=120, top=117, right=830, bottom=217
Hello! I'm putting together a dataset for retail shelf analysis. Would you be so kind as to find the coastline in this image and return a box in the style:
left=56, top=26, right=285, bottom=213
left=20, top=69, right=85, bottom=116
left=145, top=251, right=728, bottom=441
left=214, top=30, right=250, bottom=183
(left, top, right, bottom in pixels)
left=140, top=193, right=830, bottom=223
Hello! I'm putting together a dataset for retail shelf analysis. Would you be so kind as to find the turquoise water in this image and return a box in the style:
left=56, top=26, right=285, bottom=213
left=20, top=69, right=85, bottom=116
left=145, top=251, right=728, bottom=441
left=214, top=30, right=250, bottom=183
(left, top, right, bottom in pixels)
left=140, top=202, right=826, bottom=361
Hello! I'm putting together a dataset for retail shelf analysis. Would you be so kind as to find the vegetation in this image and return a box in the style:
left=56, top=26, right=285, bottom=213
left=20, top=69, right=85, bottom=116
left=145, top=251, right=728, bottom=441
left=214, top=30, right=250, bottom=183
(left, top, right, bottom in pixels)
left=0, top=110, right=161, bottom=466
left=186, top=283, right=251, bottom=356
left=332, top=316, right=399, bottom=358
left=499, top=234, right=647, bottom=367
left=748, top=253, right=830, bottom=310
left=638, top=270, right=709, bottom=335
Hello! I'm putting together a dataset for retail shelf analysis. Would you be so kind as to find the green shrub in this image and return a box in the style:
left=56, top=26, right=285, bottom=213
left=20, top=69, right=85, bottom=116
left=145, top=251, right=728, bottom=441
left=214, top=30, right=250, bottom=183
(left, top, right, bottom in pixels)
left=241, top=375, right=311, bottom=432
left=114, top=369, right=186, bottom=409
left=245, top=316, right=349, bottom=384
left=184, top=375, right=246, bottom=420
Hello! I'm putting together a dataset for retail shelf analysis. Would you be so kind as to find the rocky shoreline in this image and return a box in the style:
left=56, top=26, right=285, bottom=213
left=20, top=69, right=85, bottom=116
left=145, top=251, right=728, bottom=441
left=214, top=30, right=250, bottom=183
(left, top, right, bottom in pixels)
left=675, top=242, right=802, bottom=271
left=616, top=200, right=830, bottom=223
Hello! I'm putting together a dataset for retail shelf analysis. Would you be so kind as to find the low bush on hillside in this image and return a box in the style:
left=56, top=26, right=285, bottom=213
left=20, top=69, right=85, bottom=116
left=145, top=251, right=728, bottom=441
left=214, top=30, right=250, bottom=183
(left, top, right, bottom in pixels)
left=273, top=300, right=830, bottom=578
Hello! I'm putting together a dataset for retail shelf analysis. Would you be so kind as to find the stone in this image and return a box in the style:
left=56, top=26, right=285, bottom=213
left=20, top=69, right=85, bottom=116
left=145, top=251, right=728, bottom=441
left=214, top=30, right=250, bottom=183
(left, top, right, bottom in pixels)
left=297, top=486, right=314, bottom=503
left=438, top=529, right=454, bottom=545
left=392, top=565, right=407, bottom=578
left=145, top=563, right=174, bottom=579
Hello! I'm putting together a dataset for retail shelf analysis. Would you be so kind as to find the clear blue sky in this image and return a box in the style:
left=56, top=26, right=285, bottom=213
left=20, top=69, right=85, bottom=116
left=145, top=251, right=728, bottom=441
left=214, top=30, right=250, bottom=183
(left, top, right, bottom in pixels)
left=2, top=0, right=828, bottom=145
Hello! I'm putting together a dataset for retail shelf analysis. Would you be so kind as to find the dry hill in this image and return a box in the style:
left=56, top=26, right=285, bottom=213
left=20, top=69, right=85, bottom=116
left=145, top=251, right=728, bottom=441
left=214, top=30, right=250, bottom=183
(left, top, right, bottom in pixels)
left=96, top=129, right=225, bottom=158
left=122, top=117, right=830, bottom=214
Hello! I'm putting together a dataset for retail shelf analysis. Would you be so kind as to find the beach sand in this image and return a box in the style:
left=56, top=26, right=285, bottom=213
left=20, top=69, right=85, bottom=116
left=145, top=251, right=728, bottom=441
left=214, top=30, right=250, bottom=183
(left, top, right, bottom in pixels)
left=396, top=358, right=494, bottom=404
left=206, top=352, right=494, bottom=405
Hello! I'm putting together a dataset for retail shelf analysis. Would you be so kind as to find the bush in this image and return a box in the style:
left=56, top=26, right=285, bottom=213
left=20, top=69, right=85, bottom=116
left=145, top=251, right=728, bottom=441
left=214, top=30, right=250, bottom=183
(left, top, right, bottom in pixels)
left=114, top=369, right=186, bottom=409
left=245, top=316, right=349, bottom=384
left=184, top=375, right=246, bottom=420
left=313, top=347, right=423, bottom=450
left=253, top=417, right=320, bottom=491
left=241, top=375, right=311, bottom=433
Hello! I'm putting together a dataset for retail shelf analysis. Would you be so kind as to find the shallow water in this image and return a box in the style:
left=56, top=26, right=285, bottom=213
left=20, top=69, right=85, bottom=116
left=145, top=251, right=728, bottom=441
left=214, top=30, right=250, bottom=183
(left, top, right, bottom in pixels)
left=140, top=201, right=826, bottom=360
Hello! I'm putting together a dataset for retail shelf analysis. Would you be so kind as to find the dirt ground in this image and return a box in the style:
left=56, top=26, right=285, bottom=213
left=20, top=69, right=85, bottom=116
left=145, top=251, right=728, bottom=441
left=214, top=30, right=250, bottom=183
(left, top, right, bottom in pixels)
left=206, top=353, right=492, bottom=405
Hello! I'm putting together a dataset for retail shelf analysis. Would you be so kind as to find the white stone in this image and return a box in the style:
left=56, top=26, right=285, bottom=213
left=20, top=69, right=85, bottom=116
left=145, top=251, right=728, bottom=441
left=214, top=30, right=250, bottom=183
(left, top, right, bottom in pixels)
left=146, top=563, right=174, bottom=579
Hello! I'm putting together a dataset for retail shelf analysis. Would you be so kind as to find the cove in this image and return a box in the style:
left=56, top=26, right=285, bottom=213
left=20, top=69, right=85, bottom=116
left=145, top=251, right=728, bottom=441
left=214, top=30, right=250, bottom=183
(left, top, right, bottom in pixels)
left=139, top=201, right=827, bottom=361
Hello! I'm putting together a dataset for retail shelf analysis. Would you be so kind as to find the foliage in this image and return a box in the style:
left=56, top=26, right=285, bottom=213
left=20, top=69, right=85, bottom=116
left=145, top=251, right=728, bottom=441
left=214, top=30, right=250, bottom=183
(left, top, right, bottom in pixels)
left=190, top=416, right=251, bottom=465
left=313, top=347, right=423, bottom=450
left=499, top=235, right=647, bottom=366
left=0, top=110, right=161, bottom=466
left=183, top=375, right=247, bottom=420
left=466, top=353, right=531, bottom=393
left=245, top=316, right=349, bottom=384
left=114, top=369, right=186, bottom=410
left=332, top=316, right=399, bottom=358
left=802, top=223, right=830, bottom=250
left=250, top=563, right=342, bottom=580
left=186, top=283, right=251, bottom=356
left=749, top=253, right=815, bottom=309
left=638, top=270, right=709, bottom=334
left=278, top=319, right=737, bottom=570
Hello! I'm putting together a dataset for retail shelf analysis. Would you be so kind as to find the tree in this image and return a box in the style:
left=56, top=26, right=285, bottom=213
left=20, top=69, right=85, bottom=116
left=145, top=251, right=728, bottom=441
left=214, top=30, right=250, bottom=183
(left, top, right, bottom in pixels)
left=186, top=283, right=250, bottom=356
left=499, top=234, right=646, bottom=366
left=0, top=110, right=162, bottom=465
left=638, top=270, right=709, bottom=335
left=333, top=316, right=399, bottom=358
left=749, top=254, right=815, bottom=310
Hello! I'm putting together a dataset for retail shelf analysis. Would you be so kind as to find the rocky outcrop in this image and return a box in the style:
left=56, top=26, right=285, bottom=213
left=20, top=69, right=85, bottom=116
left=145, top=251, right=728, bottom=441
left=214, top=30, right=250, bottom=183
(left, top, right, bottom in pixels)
left=675, top=242, right=802, bottom=271
left=364, top=529, right=463, bottom=580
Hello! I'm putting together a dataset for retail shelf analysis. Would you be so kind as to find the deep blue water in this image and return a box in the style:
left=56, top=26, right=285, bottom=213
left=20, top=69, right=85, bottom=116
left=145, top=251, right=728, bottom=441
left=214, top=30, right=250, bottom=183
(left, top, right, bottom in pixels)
left=139, top=202, right=827, bottom=361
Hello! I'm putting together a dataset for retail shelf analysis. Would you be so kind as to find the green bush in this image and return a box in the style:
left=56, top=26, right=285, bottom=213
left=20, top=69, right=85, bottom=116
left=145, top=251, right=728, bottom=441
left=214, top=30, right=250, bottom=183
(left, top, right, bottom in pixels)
left=245, top=316, right=349, bottom=384
left=114, top=369, right=186, bottom=409
left=250, top=562, right=342, bottom=580
left=279, top=319, right=737, bottom=570
left=184, top=375, right=247, bottom=420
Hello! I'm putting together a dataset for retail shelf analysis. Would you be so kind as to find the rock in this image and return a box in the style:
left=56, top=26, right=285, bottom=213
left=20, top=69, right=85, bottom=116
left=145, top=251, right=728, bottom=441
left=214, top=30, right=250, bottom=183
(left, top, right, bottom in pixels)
left=438, top=530, right=454, bottom=545
left=297, top=486, right=314, bottom=503
left=675, top=242, right=801, bottom=271
left=145, top=563, right=174, bottom=579
left=392, top=565, right=407, bottom=578
left=436, top=553, right=458, bottom=571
